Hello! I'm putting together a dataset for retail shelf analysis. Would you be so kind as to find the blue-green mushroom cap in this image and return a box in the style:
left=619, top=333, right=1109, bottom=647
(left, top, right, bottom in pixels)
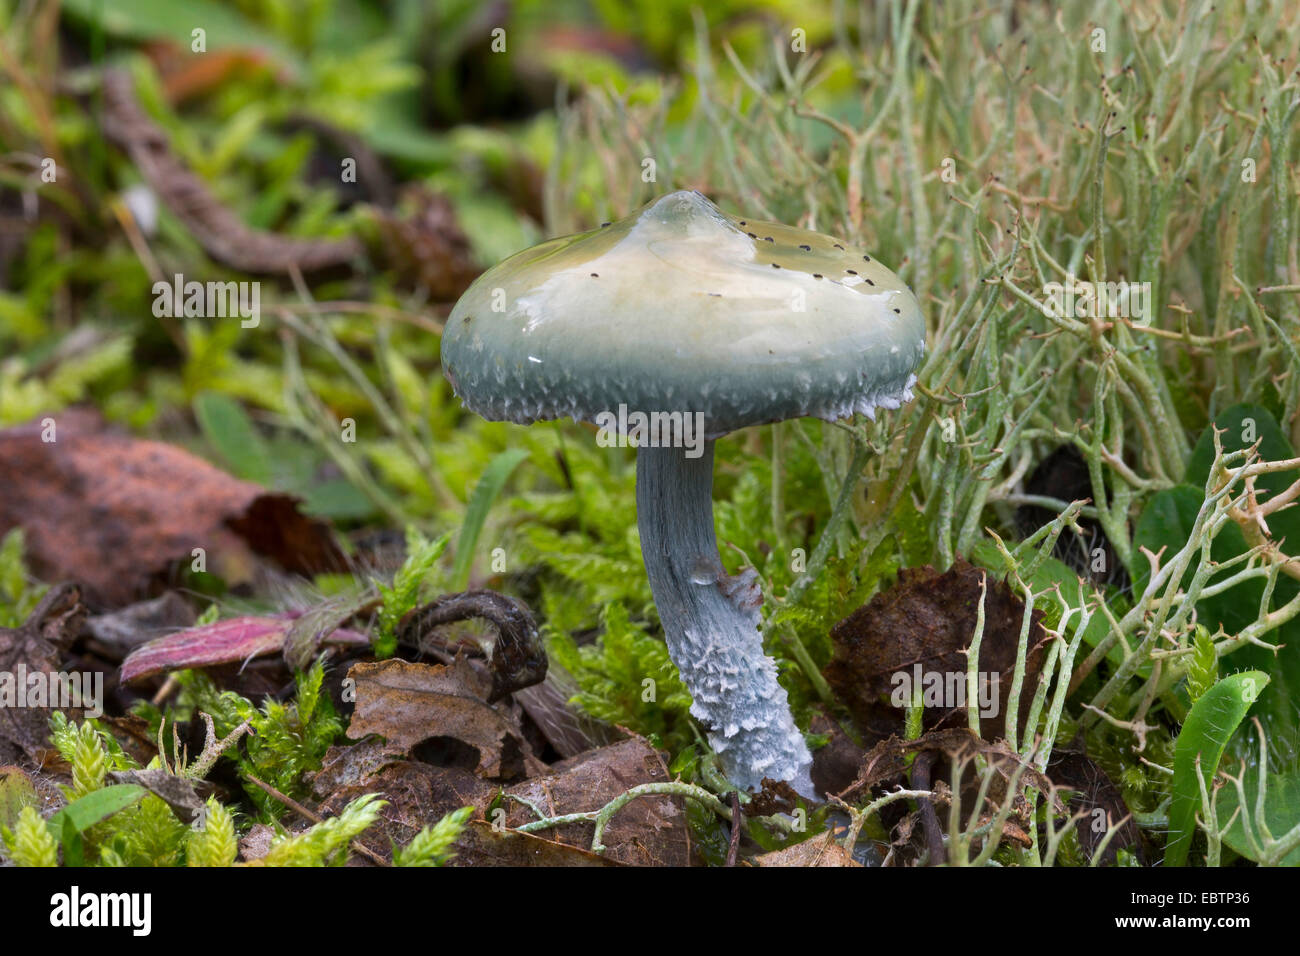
left=441, top=190, right=925, bottom=439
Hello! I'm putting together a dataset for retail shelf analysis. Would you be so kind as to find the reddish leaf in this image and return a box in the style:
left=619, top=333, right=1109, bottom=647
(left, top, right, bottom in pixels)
left=120, top=614, right=367, bottom=684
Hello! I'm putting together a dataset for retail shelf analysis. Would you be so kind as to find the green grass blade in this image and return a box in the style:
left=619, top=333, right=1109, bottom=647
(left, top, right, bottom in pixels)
left=452, top=449, right=529, bottom=589
left=1166, top=671, right=1269, bottom=866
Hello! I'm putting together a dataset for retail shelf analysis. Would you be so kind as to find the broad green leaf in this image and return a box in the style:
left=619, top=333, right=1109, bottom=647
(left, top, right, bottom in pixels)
left=61, top=0, right=301, bottom=72
left=452, top=449, right=529, bottom=588
left=46, top=784, right=146, bottom=840
left=1216, top=768, right=1300, bottom=866
left=194, top=391, right=270, bottom=485
left=1166, top=671, right=1268, bottom=866
left=302, top=477, right=376, bottom=520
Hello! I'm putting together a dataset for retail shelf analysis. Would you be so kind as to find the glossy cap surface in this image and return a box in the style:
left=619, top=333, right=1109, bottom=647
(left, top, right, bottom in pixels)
left=441, top=190, right=925, bottom=438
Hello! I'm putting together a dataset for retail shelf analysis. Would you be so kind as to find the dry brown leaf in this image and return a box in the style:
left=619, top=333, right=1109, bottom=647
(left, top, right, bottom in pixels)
left=311, top=732, right=689, bottom=864
left=499, top=736, right=690, bottom=866
left=754, top=831, right=861, bottom=868
left=344, top=657, right=544, bottom=781
left=825, top=557, right=1049, bottom=746
left=0, top=409, right=343, bottom=607
left=0, top=584, right=87, bottom=765
left=451, top=820, right=619, bottom=867
left=372, top=187, right=480, bottom=301
left=310, top=739, right=497, bottom=852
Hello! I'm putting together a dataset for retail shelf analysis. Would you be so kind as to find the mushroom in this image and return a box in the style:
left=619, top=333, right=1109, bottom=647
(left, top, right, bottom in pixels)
left=441, top=190, right=925, bottom=796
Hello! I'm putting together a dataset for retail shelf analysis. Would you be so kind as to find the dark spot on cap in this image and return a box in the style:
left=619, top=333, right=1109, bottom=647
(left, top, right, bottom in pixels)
left=813, top=274, right=823, bottom=279
left=591, top=273, right=599, bottom=277
left=601, top=222, right=611, bottom=227
left=739, top=220, right=747, bottom=226
left=863, top=254, right=871, bottom=261
left=772, top=263, right=781, bottom=269
left=846, top=269, right=857, bottom=275
left=463, top=315, right=473, bottom=324
left=834, top=243, right=844, bottom=250
left=799, top=244, right=811, bottom=251
left=893, top=308, right=901, bottom=313
left=866, top=279, right=875, bottom=286
left=748, top=232, right=757, bottom=239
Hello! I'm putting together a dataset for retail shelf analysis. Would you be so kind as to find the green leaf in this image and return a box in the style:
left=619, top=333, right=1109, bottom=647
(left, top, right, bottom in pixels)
left=46, top=784, right=146, bottom=842
left=302, top=477, right=376, bottom=520
left=194, top=391, right=270, bottom=485
left=452, top=449, right=529, bottom=588
left=60, top=0, right=302, bottom=72
left=1216, top=768, right=1300, bottom=866
left=1166, top=671, right=1269, bottom=866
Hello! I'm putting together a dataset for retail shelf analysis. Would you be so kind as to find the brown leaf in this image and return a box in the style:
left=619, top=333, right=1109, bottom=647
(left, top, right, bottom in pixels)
left=371, top=187, right=480, bottom=302
left=0, top=584, right=87, bottom=764
left=754, top=831, right=861, bottom=867
left=499, top=736, right=690, bottom=866
left=451, top=820, right=620, bottom=867
left=344, top=657, right=544, bottom=781
left=311, top=733, right=688, bottom=865
left=825, top=557, right=1049, bottom=746
left=0, top=410, right=344, bottom=607
left=108, top=769, right=206, bottom=822
left=313, top=749, right=496, bottom=852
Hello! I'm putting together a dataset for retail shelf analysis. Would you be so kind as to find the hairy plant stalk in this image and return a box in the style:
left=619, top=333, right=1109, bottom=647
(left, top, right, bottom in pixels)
left=636, top=442, right=814, bottom=795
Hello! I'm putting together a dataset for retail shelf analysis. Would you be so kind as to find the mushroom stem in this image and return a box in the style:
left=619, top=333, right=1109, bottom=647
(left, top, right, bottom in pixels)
left=636, top=441, right=815, bottom=796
